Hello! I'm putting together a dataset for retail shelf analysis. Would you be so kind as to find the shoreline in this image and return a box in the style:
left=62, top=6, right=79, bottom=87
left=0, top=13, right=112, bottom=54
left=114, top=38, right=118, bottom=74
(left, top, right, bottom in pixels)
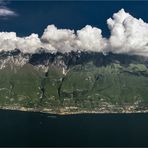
left=0, top=106, right=148, bottom=115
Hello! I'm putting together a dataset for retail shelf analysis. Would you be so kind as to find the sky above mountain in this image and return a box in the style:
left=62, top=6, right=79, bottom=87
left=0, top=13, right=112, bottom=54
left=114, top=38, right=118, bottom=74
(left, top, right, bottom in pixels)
left=0, top=1, right=148, bottom=56
left=0, top=1, right=147, bottom=37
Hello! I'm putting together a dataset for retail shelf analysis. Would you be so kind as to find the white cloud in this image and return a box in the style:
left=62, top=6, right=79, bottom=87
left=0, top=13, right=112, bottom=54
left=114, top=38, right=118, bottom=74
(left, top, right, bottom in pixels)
left=107, top=8, right=148, bottom=56
left=41, top=24, right=107, bottom=53
left=0, top=32, right=57, bottom=54
left=41, top=25, right=76, bottom=53
left=0, top=0, right=17, bottom=17
left=1, top=9, right=148, bottom=56
left=76, top=25, right=107, bottom=52
left=0, top=32, right=17, bottom=52
left=0, top=7, right=17, bottom=16
left=16, top=34, right=42, bottom=53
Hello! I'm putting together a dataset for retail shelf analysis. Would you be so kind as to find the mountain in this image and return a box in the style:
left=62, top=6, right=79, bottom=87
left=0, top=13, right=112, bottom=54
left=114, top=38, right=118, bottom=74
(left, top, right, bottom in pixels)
left=0, top=49, right=148, bottom=114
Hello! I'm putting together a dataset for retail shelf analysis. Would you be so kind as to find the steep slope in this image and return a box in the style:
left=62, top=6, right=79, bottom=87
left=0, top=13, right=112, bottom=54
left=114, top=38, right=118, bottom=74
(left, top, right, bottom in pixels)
left=0, top=50, right=148, bottom=113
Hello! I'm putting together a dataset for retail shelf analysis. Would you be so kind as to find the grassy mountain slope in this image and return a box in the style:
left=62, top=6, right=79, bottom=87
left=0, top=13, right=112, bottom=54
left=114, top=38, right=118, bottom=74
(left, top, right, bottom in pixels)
left=0, top=53, right=148, bottom=113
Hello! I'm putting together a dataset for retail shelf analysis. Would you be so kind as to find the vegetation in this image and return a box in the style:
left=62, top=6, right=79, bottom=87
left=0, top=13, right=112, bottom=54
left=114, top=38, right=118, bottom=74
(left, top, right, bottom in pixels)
left=0, top=56, right=148, bottom=113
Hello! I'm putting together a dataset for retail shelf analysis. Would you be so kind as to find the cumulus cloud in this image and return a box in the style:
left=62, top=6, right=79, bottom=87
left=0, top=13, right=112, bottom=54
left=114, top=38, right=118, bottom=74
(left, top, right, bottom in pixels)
left=16, top=34, right=42, bottom=53
left=0, top=32, right=17, bottom=52
left=107, top=8, right=148, bottom=56
left=17, top=33, right=56, bottom=53
left=41, top=25, right=107, bottom=53
left=76, top=25, right=107, bottom=52
left=1, top=9, right=148, bottom=56
left=41, top=25, right=76, bottom=53
left=0, top=32, right=56, bottom=54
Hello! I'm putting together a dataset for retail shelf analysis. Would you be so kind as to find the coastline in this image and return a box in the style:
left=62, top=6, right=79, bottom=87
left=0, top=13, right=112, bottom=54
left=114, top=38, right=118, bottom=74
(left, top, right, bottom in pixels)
left=0, top=106, right=148, bottom=115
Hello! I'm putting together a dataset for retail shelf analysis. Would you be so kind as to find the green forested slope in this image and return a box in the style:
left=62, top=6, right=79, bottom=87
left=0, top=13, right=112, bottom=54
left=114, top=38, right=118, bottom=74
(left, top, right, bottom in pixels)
left=0, top=59, right=148, bottom=113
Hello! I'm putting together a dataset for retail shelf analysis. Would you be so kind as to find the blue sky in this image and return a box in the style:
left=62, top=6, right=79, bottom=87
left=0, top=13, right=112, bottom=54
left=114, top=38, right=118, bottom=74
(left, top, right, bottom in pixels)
left=0, top=1, right=148, bottom=37
left=1, top=1, right=148, bottom=56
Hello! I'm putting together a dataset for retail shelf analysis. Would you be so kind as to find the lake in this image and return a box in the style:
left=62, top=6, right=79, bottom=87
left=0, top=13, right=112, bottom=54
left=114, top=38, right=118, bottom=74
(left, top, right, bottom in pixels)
left=0, top=109, right=148, bottom=147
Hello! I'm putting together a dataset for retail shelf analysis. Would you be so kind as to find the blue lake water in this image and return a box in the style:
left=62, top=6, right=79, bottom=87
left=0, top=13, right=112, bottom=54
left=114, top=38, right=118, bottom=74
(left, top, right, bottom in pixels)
left=0, top=109, right=148, bottom=147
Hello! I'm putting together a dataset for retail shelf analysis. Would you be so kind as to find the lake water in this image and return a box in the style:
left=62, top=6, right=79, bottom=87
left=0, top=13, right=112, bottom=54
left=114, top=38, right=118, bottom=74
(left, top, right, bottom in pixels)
left=0, top=109, right=148, bottom=147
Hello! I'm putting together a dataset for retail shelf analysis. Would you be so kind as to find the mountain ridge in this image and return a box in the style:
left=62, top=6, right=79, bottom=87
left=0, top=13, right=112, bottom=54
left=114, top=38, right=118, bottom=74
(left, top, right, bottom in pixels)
left=0, top=49, right=148, bottom=114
